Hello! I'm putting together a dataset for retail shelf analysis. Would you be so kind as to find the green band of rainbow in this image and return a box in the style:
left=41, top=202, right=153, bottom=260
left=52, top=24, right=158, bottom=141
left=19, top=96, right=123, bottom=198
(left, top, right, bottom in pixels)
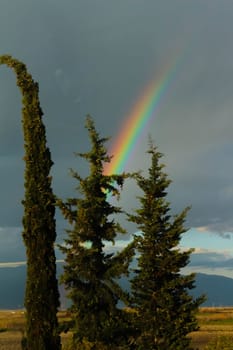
left=104, top=54, right=181, bottom=175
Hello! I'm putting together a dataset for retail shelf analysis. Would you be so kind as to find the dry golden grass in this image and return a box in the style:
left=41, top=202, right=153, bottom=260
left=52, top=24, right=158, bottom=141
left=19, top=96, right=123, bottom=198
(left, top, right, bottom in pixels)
left=0, top=331, right=22, bottom=350
left=0, top=308, right=233, bottom=349
left=0, top=310, right=25, bottom=330
left=0, top=311, right=24, bottom=350
left=190, top=307, right=233, bottom=349
left=0, top=310, right=72, bottom=350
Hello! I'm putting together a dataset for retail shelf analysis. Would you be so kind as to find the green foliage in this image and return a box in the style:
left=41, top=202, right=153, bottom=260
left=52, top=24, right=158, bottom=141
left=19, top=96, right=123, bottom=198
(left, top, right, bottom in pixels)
left=0, top=55, right=60, bottom=350
left=57, top=116, right=135, bottom=348
left=0, top=55, right=207, bottom=350
left=128, top=142, right=205, bottom=349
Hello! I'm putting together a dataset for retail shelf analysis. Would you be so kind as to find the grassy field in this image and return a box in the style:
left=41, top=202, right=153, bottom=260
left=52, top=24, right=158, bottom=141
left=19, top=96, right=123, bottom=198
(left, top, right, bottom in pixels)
left=191, top=307, right=233, bottom=349
left=0, top=308, right=233, bottom=349
left=0, top=310, right=71, bottom=350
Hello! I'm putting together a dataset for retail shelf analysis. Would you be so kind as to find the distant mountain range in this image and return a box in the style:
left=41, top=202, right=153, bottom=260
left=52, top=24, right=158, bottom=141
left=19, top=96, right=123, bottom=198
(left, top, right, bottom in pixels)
left=0, top=263, right=66, bottom=309
left=192, top=273, right=233, bottom=307
left=0, top=264, right=232, bottom=309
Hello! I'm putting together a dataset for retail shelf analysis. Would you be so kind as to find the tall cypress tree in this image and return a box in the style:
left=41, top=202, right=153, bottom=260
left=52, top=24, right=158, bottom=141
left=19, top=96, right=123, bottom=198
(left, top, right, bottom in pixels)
left=128, top=142, right=204, bottom=350
left=57, top=116, right=134, bottom=348
left=0, top=55, right=61, bottom=350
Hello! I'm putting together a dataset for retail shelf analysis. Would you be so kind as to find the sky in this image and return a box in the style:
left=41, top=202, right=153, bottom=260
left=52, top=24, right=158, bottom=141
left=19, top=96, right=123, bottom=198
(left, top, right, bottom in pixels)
left=1, top=0, right=233, bottom=278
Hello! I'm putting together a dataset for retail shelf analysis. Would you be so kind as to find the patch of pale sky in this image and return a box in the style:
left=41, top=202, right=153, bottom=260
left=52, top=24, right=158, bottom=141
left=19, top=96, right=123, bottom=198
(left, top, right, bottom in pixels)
left=181, top=228, right=233, bottom=252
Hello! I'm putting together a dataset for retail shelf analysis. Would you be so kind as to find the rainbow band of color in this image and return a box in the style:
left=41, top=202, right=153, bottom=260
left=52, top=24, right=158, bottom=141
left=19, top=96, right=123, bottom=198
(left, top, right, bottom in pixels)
left=104, top=55, right=181, bottom=175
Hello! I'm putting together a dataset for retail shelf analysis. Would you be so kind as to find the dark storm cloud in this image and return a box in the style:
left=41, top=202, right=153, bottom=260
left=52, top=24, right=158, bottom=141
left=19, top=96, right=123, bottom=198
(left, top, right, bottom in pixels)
left=0, top=0, right=233, bottom=240
left=189, top=251, right=233, bottom=270
left=0, top=227, right=25, bottom=262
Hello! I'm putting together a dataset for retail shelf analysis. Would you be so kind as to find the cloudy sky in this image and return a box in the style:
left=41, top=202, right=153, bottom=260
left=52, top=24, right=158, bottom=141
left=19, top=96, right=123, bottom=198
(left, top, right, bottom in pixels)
left=1, top=0, right=233, bottom=277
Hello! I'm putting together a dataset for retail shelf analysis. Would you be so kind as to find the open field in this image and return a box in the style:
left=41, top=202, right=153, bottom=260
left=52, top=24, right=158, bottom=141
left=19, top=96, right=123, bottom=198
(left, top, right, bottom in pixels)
left=0, top=310, right=71, bottom=350
left=0, top=308, right=233, bottom=349
left=191, top=307, right=233, bottom=349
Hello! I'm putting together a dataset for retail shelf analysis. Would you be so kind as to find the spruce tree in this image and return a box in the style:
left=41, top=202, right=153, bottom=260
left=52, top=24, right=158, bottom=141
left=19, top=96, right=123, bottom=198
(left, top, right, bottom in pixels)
left=128, top=142, right=204, bottom=350
left=0, top=55, right=61, bottom=350
left=57, top=116, right=134, bottom=348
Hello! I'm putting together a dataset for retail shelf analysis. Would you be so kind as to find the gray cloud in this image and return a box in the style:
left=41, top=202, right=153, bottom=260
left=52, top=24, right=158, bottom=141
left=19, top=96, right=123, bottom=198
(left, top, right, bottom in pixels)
left=189, top=251, right=233, bottom=270
left=0, top=227, right=25, bottom=262
left=0, top=0, right=233, bottom=240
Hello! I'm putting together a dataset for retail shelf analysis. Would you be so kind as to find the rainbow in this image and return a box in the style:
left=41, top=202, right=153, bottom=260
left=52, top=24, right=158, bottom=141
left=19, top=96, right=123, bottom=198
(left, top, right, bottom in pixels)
left=104, top=55, right=181, bottom=175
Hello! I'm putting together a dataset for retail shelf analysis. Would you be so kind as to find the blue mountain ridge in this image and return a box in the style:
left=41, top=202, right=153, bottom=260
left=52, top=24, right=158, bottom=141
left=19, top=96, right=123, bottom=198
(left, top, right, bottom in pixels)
left=0, top=263, right=232, bottom=309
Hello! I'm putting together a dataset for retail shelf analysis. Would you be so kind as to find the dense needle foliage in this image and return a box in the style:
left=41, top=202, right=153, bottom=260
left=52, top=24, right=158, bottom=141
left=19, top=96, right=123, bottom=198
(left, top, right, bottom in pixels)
left=57, top=116, right=135, bottom=348
left=0, top=55, right=205, bottom=349
left=128, top=143, right=204, bottom=350
left=0, top=55, right=60, bottom=350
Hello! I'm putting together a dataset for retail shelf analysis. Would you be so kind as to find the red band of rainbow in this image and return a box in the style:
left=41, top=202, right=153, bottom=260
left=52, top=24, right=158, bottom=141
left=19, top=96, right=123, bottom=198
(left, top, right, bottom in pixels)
left=104, top=54, right=182, bottom=175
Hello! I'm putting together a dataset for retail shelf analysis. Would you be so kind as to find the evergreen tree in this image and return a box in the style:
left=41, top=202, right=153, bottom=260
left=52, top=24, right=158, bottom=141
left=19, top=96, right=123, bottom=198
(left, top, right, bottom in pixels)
left=57, top=116, right=134, bottom=348
left=128, top=142, right=204, bottom=350
left=0, top=55, right=61, bottom=350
